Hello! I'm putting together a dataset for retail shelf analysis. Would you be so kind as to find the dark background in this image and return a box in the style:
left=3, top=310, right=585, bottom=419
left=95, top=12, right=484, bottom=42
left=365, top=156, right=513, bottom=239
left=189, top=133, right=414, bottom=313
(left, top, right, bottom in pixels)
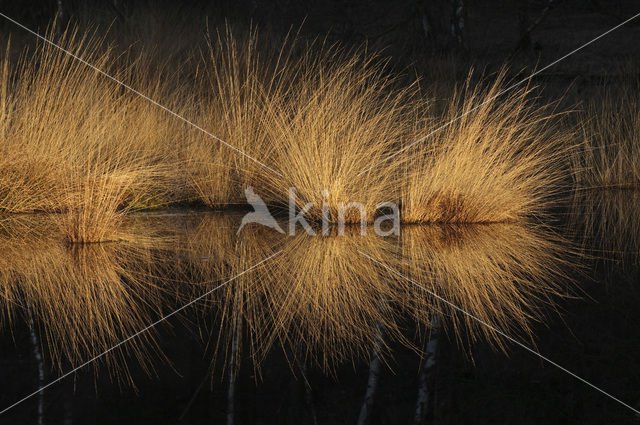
left=1, top=0, right=639, bottom=76
left=0, top=2, right=639, bottom=425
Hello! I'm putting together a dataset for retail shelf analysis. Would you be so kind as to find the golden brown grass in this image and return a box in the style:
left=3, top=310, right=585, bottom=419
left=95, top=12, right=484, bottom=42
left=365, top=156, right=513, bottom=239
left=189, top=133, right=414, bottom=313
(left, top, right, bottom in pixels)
left=172, top=213, right=285, bottom=375
left=261, top=230, right=404, bottom=368
left=0, top=215, right=173, bottom=383
left=181, top=26, right=297, bottom=207
left=260, top=47, right=414, bottom=223
left=571, top=81, right=640, bottom=189
left=396, top=223, right=573, bottom=350
left=400, top=73, right=572, bottom=223
left=175, top=213, right=572, bottom=369
left=0, top=211, right=574, bottom=379
left=173, top=214, right=399, bottom=370
left=0, top=29, right=185, bottom=241
left=0, top=22, right=578, bottom=243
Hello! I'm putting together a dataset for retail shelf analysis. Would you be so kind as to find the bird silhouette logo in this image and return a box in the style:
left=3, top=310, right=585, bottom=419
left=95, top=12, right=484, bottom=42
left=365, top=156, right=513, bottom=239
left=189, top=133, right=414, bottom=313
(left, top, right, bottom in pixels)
left=237, top=187, right=285, bottom=234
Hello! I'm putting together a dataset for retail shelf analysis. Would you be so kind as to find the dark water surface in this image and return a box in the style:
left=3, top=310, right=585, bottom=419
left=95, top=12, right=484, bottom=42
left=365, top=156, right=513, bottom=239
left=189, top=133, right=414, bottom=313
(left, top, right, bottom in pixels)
left=0, top=194, right=639, bottom=424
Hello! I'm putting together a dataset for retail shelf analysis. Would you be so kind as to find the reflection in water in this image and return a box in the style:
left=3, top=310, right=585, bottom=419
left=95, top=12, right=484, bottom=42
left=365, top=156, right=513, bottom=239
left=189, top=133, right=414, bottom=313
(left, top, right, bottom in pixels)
left=398, top=224, right=572, bottom=350
left=0, top=215, right=173, bottom=385
left=568, top=189, right=640, bottom=264
left=181, top=215, right=572, bottom=372
left=0, top=212, right=572, bottom=387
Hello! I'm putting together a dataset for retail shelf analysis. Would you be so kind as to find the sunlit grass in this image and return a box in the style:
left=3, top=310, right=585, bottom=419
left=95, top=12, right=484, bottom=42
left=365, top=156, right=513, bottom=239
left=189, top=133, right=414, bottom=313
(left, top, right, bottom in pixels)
left=0, top=215, right=173, bottom=383
left=260, top=47, right=413, bottom=223
left=0, top=22, right=584, bottom=238
left=396, top=222, right=574, bottom=350
left=572, top=81, right=640, bottom=189
left=0, top=29, right=184, bottom=242
left=400, top=73, right=572, bottom=223
left=177, top=214, right=571, bottom=369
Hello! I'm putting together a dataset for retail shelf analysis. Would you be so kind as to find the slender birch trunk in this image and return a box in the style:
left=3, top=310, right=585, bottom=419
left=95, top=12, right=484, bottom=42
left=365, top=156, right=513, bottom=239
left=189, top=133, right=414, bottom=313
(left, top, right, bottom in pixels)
left=356, top=324, right=383, bottom=425
left=55, top=0, right=65, bottom=37
left=226, top=297, right=242, bottom=425
left=28, top=315, right=45, bottom=425
left=303, top=364, right=318, bottom=425
left=414, top=315, right=441, bottom=425
left=63, top=393, right=72, bottom=425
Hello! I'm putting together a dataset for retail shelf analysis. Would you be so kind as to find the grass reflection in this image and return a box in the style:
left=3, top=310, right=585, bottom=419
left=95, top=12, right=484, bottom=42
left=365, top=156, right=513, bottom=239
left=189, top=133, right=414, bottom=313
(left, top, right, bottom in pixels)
left=0, top=213, right=573, bottom=382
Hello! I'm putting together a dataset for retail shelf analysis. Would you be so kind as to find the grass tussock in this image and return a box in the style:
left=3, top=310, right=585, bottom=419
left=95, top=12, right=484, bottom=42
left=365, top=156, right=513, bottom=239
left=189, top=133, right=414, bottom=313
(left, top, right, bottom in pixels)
left=59, top=166, right=165, bottom=243
left=397, top=223, right=573, bottom=349
left=0, top=29, right=183, bottom=241
left=0, top=215, right=172, bottom=381
left=400, top=72, right=571, bottom=223
left=175, top=214, right=571, bottom=367
left=260, top=48, right=414, bottom=223
left=0, top=22, right=578, bottom=239
left=572, top=81, right=640, bottom=189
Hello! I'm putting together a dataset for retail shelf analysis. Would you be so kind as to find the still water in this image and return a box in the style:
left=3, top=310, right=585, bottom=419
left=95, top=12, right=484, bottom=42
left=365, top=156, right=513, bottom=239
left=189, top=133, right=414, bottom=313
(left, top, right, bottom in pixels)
left=0, top=192, right=638, bottom=424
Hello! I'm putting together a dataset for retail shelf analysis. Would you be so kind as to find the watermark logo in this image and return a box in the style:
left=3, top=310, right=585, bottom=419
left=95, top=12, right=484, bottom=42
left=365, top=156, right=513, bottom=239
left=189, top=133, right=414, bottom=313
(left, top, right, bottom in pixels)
left=238, top=187, right=400, bottom=236
left=237, top=187, right=285, bottom=234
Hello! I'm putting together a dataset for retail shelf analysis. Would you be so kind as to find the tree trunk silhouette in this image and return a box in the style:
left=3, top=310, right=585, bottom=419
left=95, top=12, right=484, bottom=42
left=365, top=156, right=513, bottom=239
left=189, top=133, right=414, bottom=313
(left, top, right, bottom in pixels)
left=55, top=0, right=65, bottom=37
left=357, top=324, right=383, bottom=425
left=303, top=364, right=318, bottom=425
left=28, top=314, right=45, bottom=425
left=419, top=0, right=465, bottom=51
left=413, top=315, right=441, bottom=425
left=226, top=295, right=242, bottom=425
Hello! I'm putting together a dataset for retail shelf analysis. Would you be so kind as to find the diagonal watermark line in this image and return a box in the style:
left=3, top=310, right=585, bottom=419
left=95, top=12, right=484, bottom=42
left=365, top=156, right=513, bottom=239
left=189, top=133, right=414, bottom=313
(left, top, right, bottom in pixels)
left=358, top=249, right=640, bottom=416
left=357, top=11, right=640, bottom=177
left=0, top=12, right=283, bottom=178
left=0, top=250, right=282, bottom=416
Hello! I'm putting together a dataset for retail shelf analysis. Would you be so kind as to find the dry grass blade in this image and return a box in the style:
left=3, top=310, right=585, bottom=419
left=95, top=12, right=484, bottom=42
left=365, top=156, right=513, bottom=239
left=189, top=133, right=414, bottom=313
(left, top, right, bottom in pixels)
left=179, top=214, right=572, bottom=370
left=261, top=47, right=413, bottom=223
left=572, top=77, right=640, bottom=189
left=400, top=71, right=572, bottom=223
left=395, top=222, right=575, bottom=350
left=0, top=215, right=175, bottom=383
left=0, top=28, right=184, bottom=241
